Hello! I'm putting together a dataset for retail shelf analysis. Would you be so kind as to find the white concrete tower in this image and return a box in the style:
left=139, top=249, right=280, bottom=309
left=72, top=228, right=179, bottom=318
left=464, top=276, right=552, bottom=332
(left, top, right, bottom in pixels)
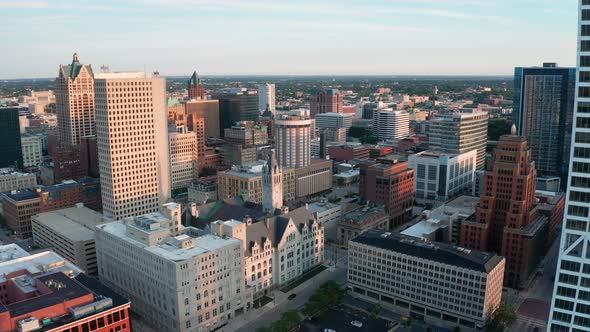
left=258, top=83, right=276, bottom=114
left=263, top=150, right=283, bottom=212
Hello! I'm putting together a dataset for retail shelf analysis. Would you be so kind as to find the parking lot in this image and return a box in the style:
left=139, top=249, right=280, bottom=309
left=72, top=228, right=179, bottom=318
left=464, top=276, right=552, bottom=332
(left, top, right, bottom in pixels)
left=299, top=307, right=392, bottom=332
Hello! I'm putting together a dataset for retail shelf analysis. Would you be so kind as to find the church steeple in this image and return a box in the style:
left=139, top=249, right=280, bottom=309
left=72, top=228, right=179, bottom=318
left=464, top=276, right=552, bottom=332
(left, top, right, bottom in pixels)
left=263, top=150, right=283, bottom=213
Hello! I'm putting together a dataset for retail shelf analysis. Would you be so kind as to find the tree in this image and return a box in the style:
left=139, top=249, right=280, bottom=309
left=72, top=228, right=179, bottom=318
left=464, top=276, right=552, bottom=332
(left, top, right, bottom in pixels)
left=488, top=119, right=513, bottom=141
left=360, top=135, right=378, bottom=145
left=337, top=177, right=345, bottom=186
left=349, top=126, right=370, bottom=138
left=484, top=303, right=517, bottom=332
left=281, top=310, right=302, bottom=331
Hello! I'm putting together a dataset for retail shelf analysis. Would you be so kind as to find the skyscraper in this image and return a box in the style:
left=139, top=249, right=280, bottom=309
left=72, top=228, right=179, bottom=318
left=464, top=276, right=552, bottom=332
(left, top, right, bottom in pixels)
left=186, top=99, right=220, bottom=138
left=514, top=63, right=576, bottom=186
left=187, top=70, right=205, bottom=100
left=549, top=2, right=590, bottom=330
left=274, top=115, right=312, bottom=168
left=169, top=126, right=198, bottom=190
left=373, top=109, right=410, bottom=142
left=258, top=83, right=276, bottom=114
left=0, top=107, right=23, bottom=168
left=310, top=88, right=343, bottom=118
left=55, top=53, right=95, bottom=146
left=214, top=90, right=259, bottom=137
left=429, top=110, right=489, bottom=169
left=461, top=130, right=549, bottom=288
left=94, top=72, right=171, bottom=220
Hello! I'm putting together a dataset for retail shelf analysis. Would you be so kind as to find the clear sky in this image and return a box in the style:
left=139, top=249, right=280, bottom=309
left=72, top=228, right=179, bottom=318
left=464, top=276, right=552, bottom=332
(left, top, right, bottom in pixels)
left=0, top=0, right=579, bottom=79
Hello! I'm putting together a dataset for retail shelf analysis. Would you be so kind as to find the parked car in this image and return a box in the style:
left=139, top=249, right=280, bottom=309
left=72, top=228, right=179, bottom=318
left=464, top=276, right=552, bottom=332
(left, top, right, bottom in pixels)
left=324, top=329, right=336, bottom=332
left=288, top=293, right=296, bottom=300
left=351, top=320, right=363, bottom=328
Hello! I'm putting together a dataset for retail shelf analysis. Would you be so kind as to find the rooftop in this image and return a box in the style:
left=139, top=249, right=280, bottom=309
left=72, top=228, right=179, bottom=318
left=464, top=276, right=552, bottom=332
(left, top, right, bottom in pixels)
left=0, top=244, right=29, bottom=263
left=1, top=188, right=40, bottom=201
left=351, top=230, right=503, bottom=273
left=307, top=201, right=340, bottom=214
left=94, top=71, right=158, bottom=79
left=343, top=205, right=387, bottom=225
left=0, top=249, right=82, bottom=283
left=33, top=205, right=105, bottom=243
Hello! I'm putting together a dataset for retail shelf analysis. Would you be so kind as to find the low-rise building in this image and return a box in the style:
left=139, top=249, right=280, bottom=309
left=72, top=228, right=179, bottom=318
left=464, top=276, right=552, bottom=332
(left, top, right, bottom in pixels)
left=212, top=206, right=324, bottom=298
left=408, top=150, right=477, bottom=202
left=188, top=179, right=218, bottom=204
left=32, top=204, right=106, bottom=275
left=0, top=169, right=36, bottom=192
left=96, top=210, right=250, bottom=332
left=328, top=144, right=371, bottom=162
left=337, top=205, right=389, bottom=246
left=1, top=189, right=40, bottom=239
left=295, top=159, right=333, bottom=199
left=333, top=169, right=360, bottom=186
left=217, top=168, right=263, bottom=204
left=307, top=201, right=342, bottom=241
left=348, top=230, right=505, bottom=329
left=20, top=134, right=43, bottom=168
left=38, top=177, right=102, bottom=213
left=0, top=245, right=131, bottom=332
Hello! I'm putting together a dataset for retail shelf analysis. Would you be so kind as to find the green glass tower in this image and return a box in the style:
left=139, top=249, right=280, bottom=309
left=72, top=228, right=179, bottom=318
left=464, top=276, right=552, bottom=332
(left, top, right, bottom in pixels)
left=0, top=107, right=23, bottom=169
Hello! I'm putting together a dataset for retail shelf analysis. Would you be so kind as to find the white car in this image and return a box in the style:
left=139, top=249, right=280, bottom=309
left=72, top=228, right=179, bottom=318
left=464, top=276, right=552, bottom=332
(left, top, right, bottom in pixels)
left=324, top=329, right=336, bottom=332
left=351, top=320, right=363, bottom=328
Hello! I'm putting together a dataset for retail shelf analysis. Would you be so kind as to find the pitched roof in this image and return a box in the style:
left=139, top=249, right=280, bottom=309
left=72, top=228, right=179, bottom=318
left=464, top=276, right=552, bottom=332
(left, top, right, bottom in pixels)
left=60, top=59, right=93, bottom=81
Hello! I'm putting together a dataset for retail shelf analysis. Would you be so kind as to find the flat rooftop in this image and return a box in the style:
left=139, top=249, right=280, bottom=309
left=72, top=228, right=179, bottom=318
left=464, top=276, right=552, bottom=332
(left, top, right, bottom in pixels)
left=1, top=188, right=39, bottom=201
left=0, top=249, right=82, bottom=283
left=33, top=205, right=105, bottom=242
left=352, top=229, right=503, bottom=273
left=94, top=71, right=158, bottom=79
left=343, top=205, right=387, bottom=224
left=0, top=244, right=29, bottom=263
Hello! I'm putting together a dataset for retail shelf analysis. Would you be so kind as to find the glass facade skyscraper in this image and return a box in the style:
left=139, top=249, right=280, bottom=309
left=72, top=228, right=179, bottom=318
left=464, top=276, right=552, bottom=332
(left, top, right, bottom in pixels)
left=514, top=63, right=576, bottom=187
left=0, top=107, right=23, bottom=169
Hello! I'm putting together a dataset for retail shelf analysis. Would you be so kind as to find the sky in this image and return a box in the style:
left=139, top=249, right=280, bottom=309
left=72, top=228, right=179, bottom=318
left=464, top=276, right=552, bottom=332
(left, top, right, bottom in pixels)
left=0, top=0, right=580, bottom=79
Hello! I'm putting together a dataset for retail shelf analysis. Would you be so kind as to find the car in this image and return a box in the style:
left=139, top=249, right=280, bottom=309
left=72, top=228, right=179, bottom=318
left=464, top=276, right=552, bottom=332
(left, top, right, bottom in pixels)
left=351, top=320, right=363, bottom=328
left=324, top=329, right=336, bottom=332
left=288, top=293, right=296, bottom=300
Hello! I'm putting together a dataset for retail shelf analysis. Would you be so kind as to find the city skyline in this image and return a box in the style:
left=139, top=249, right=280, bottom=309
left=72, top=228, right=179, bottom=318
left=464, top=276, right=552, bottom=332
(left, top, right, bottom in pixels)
left=0, top=0, right=579, bottom=79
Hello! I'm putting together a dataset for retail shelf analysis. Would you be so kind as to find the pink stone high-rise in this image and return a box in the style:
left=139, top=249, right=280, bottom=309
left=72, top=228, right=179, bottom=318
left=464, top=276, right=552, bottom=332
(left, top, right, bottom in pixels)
left=55, top=53, right=95, bottom=146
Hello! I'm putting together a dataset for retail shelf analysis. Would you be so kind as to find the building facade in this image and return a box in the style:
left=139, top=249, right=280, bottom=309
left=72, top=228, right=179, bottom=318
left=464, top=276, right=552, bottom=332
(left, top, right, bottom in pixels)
left=94, top=72, right=171, bottom=220
left=337, top=205, right=389, bottom=246
left=514, top=63, right=575, bottom=185
left=32, top=204, right=106, bottom=275
left=0, top=170, right=36, bottom=192
left=55, top=53, right=96, bottom=146
left=549, top=2, right=590, bottom=331
left=20, top=134, right=43, bottom=168
left=294, top=159, right=333, bottom=199
left=359, top=161, right=415, bottom=228
left=408, top=150, right=477, bottom=201
left=258, top=83, right=276, bottom=114
left=348, top=230, right=505, bottom=329
left=429, top=110, right=489, bottom=169
left=169, top=126, right=198, bottom=190
left=217, top=168, right=263, bottom=204
left=373, top=109, right=410, bottom=142
left=214, top=90, right=259, bottom=137
left=461, top=133, right=548, bottom=288
left=310, top=88, right=343, bottom=118
left=186, top=99, right=220, bottom=138
left=0, top=107, right=22, bottom=169
left=188, top=180, right=218, bottom=205
left=1, top=189, right=40, bottom=239
left=96, top=212, right=250, bottom=332
left=275, top=115, right=312, bottom=168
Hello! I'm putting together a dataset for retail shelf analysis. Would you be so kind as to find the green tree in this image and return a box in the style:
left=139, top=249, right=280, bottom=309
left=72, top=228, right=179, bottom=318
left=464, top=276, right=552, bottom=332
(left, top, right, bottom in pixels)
left=281, top=310, right=302, bottom=331
left=360, top=135, right=378, bottom=145
left=337, top=177, right=345, bottom=186
left=484, top=303, right=517, bottom=332
left=349, top=126, right=370, bottom=138
left=488, top=119, right=513, bottom=141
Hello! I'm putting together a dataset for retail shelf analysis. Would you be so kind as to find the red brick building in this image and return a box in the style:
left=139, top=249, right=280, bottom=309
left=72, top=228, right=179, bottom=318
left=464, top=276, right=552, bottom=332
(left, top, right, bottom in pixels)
left=460, top=133, right=551, bottom=288
left=0, top=264, right=130, bottom=332
left=188, top=114, right=206, bottom=174
left=359, top=160, right=415, bottom=228
left=328, top=145, right=370, bottom=162
left=38, top=177, right=102, bottom=213
left=369, top=146, right=393, bottom=159
left=310, top=88, right=343, bottom=118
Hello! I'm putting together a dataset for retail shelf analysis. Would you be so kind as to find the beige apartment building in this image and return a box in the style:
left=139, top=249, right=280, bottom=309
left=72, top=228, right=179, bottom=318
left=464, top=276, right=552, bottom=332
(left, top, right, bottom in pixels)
left=0, top=170, right=36, bottom=192
left=55, top=53, right=95, bottom=146
left=169, top=126, right=198, bottom=190
left=31, top=204, right=105, bottom=275
left=275, top=115, right=312, bottom=168
left=96, top=209, right=250, bottom=332
left=294, top=159, right=333, bottom=199
left=94, top=71, right=171, bottom=220
left=217, top=169, right=263, bottom=204
left=348, top=230, right=505, bottom=329
left=21, top=134, right=43, bottom=168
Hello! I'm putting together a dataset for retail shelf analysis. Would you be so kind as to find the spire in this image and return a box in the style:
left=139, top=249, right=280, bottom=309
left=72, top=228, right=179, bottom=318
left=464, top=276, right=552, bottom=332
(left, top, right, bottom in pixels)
left=511, top=124, right=517, bottom=136
left=73, top=52, right=80, bottom=63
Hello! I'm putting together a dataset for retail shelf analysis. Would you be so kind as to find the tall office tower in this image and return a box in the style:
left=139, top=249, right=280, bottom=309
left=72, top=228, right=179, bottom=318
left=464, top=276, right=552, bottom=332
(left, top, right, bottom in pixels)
left=429, top=110, right=489, bottom=169
left=188, top=114, right=206, bottom=173
left=359, top=160, right=415, bottom=228
left=169, top=126, right=198, bottom=190
left=55, top=53, right=95, bottom=146
left=187, top=70, right=205, bottom=100
left=310, top=88, right=343, bottom=118
left=373, top=109, right=410, bottom=142
left=94, top=72, right=171, bottom=220
left=0, top=107, right=23, bottom=168
left=96, top=213, right=250, bottom=332
left=315, top=112, right=353, bottom=143
left=214, top=90, right=259, bottom=137
left=186, top=99, right=220, bottom=138
left=275, top=115, right=312, bottom=168
left=514, top=63, right=576, bottom=185
left=258, top=83, right=276, bottom=114
left=461, top=131, right=547, bottom=288
left=262, top=151, right=283, bottom=212
left=549, top=2, right=590, bottom=330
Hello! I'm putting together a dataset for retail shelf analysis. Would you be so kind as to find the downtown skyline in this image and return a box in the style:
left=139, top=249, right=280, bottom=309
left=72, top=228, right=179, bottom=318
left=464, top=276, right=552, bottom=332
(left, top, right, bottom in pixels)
left=0, top=0, right=579, bottom=79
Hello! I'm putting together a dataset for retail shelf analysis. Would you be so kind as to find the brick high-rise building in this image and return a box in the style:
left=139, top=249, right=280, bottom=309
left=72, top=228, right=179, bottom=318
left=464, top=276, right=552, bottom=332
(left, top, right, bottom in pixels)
left=186, top=99, right=220, bottom=138
left=188, top=114, right=206, bottom=173
left=187, top=70, right=205, bottom=100
left=310, top=88, right=343, bottom=118
left=94, top=72, right=171, bottom=220
left=359, top=160, right=415, bottom=228
left=55, top=53, right=95, bottom=146
left=461, top=129, right=548, bottom=288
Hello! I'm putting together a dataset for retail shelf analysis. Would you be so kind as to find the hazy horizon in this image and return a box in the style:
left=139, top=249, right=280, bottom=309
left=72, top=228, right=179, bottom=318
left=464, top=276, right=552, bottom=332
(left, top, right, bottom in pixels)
left=0, top=0, right=578, bottom=79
